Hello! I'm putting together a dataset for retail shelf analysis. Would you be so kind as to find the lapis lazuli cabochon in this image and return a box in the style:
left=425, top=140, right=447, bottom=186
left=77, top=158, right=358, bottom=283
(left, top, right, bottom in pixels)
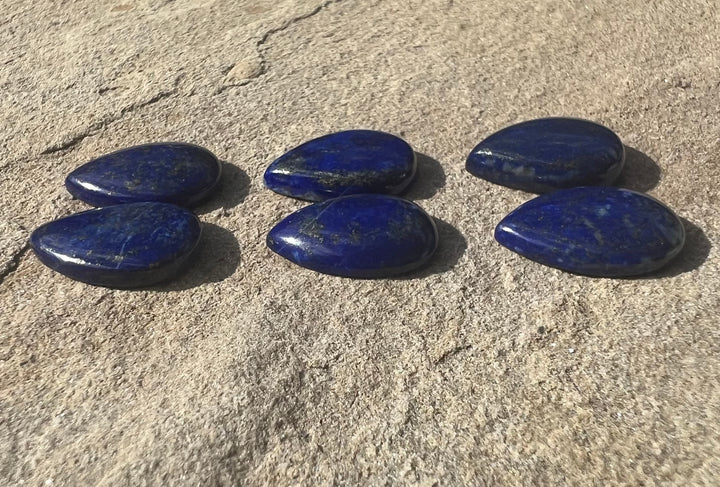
left=267, top=194, right=438, bottom=278
left=264, top=130, right=416, bottom=201
left=495, top=187, right=685, bottom=277
left=30, top=202, right=202, bottom=287
left=65, top=142, right=222, bottom=207
left=467, top=118, right=625, bottom=193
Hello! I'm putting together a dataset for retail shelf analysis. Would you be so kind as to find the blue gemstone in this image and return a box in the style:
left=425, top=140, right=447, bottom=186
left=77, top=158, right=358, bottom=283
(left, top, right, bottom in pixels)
left=467, top=118, right=625, bottom=193
left=66, top=142, right=222, bottom=207
left=267, top=194, right=438, bottom=277
left=495, top=187, right=685, bottom=277
left=264, top=130, right=416, bottom=201
left=30, top=202, right=202, bottom=287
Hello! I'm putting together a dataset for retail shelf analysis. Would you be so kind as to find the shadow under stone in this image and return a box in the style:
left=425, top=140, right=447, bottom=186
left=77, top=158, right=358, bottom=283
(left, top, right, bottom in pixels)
left=644, top=217, right=711, bottom=278
left=196, top=161, right=251, bottom=214
left=150, top=222, right=241, bottom=291
left=615, top=145, right=662, bottom=193
left=403, top=152, right=447, bottom=200
left=400, top=217, right=467, bottom=279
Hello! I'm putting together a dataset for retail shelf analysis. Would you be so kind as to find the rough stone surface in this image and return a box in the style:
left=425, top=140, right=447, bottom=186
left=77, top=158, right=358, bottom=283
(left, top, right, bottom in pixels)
left=0, top=220, right=29, bottom=280
left=1, top=1, right=719, bottom=485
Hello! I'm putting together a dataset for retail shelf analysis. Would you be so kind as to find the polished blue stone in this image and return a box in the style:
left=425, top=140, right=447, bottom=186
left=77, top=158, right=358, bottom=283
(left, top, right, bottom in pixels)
left=267, top=194, right=438, bottom=278
left=30, top=202, right=202, bottom=287
left=264, top=130, right=416, bottom=201
left=495, top=187, right=685, bottom=277
left=467, top=118, right=625, bottom=193
left=66, top=142, right=222, bottom=207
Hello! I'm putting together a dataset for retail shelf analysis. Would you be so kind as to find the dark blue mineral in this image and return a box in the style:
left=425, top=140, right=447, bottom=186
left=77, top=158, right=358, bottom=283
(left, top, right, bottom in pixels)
left=65, top=142, right=222, bottom=207
left=30, top=202, right=202, bottom=287
left=466, top=118, right=624, bottom=193
left=495, top=187, right=685, bottom=277
left=267, top=194, right=438, bottom=278
left=264, top=130, right=416, bottom=201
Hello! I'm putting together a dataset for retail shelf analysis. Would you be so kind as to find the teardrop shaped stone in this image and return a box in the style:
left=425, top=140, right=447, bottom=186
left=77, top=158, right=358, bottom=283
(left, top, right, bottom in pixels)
left=65, top=142, right=222, bottom=207
left=264, top=130, right=416, bottom=201
left=267, top=194, right=438, bottom=277
left=30, top=202, right=202, bottom=287
left=467, top=118, right=625, bottom=193
left=495, top=187, right=685, bottom=277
